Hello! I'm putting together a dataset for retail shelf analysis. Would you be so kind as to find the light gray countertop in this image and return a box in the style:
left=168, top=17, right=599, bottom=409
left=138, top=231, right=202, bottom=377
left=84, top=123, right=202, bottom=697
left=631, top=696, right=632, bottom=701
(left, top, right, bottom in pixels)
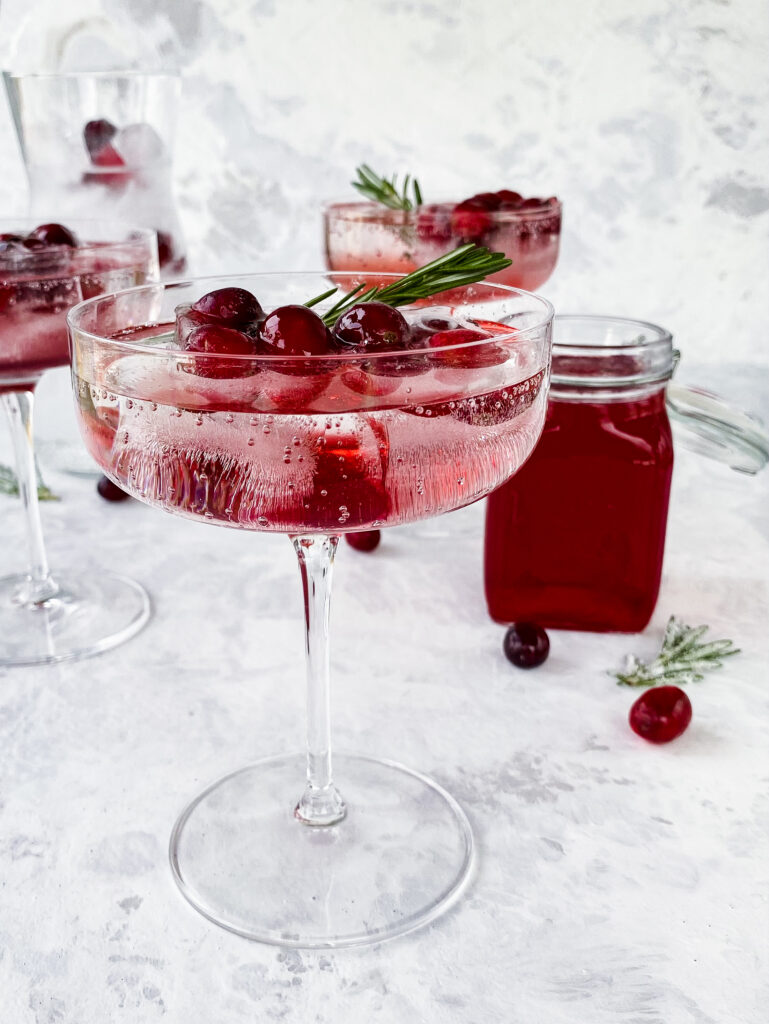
left=1, top=408, right=768, bottom=1023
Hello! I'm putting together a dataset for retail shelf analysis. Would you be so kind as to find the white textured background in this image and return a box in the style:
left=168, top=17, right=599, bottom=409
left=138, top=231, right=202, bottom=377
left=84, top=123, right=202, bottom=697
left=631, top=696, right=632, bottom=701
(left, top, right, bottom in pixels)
left=1, top=4, right=769, bottom=1023
left=1, top=0, right=768, bottom=370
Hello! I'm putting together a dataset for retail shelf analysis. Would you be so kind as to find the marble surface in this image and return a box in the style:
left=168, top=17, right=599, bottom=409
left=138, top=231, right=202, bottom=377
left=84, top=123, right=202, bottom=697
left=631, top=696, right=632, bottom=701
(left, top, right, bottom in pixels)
left=0, top=424, right=768, bottom=1022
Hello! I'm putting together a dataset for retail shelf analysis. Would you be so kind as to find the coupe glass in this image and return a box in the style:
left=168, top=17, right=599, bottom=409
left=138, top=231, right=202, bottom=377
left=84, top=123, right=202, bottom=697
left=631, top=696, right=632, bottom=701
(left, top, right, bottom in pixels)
left=0, top=219, right=158, bottom=665
left=324, top=199, right=562, bottom=291
left=3, top=71, right=186, bottom=277
left=68, top=272, right=553, bottom=947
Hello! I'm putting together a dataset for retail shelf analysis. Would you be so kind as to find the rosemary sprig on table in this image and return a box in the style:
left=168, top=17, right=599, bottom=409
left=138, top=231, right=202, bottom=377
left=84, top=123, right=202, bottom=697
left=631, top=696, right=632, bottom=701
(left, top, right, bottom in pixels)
left=352, top=163, right=423, bottom=211
left=613, top=616, right=740, bottom=687
left=305, top=243, right=512, bottom=329
left=0, top=462, right=59, bottom=501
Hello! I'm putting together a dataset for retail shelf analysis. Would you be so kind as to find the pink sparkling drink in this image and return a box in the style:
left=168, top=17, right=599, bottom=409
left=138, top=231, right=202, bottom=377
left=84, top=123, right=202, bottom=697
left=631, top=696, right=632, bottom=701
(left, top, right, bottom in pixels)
left=67, top=272, right=553, bottom=949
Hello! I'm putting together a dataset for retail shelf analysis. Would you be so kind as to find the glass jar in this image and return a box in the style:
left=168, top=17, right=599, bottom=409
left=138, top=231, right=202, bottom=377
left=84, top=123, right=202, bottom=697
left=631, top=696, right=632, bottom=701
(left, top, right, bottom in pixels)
left=484, top=315, right=769, bottom=633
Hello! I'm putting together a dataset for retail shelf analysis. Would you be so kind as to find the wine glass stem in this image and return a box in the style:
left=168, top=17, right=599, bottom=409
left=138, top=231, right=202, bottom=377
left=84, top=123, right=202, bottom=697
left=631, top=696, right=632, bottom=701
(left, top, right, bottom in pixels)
left=291, top=534, right=346, bottom=827
left=2, top=390, right=59, bottom=604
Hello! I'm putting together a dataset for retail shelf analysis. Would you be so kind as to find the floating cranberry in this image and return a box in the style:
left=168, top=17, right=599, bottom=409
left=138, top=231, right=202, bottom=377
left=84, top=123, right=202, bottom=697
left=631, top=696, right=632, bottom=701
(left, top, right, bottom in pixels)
left=182, top=324, right=258, bottom=379
left=450, top=202, right=492, bottom=242
left=28, top=223, right=77, bottom=247
left=21, top=237, right=48, bottom=251
left=333, top=301, right=409, bottom=351
left=520, top=197, right=546, bottom=210
left=629, top=686, right=692, bottom=744
left=428, top=327, right=505, bottom=369
left=503, top=622, right=550, bottom=668
left=97, top=475, right=130, bottom=502
left=258, top=304, right=331, bottom=357
left=156, top=230, right=174, bottom=269
left=345, top=530, right=381, bottom=552
left=496, top=189, right=524, bottom=208
left=84, top=118, right=118, bottom=157
left=192, top=287, right=264, bottom=327
left=415, top=204, right=453, bottom=244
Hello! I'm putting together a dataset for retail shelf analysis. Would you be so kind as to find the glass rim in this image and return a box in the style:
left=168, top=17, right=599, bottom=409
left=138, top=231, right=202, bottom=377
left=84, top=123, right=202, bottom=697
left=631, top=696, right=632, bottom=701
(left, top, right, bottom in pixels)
left=322, top=198, right=563, bottom=223
left=550, top=314, right=675, bottom=389
left=2, top=69, right=180, bottom=82
left=0, top=220, right=158, bottom=269
left=67, top=270, right=554, bottom=363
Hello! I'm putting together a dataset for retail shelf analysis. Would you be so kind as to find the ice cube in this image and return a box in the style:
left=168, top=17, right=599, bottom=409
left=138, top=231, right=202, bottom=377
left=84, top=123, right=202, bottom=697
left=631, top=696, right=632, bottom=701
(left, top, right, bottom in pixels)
left=114, top=123, right=166, bottom=166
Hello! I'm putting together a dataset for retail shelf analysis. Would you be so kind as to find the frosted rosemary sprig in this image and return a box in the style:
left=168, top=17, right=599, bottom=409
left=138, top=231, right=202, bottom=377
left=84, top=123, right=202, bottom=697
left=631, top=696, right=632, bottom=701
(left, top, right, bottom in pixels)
left=0, top=462, right=59, bottom=501
left=352, top=163, right=423, bottom=211
left=613, top=616, right=740, bottom=687
left=304, top=243, right=512, bottom=329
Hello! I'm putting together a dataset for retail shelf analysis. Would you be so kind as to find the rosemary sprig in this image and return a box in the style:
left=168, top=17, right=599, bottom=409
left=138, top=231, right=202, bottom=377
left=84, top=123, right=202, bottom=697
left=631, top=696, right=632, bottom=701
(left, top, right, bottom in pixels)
left=352, top=163, right=423, bottom=211
left=613, top=616, right=740, bottom=687
left=0, top=462, right=59, bottom=501
left=308, top=243, right=512, bottom=328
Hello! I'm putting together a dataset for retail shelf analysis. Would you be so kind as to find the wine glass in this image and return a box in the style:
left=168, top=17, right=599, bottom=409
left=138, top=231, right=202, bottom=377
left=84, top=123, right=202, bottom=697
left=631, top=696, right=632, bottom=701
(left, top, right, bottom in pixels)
left=0, top=219, right=158, bottom=665
left=324, top=198, right=562, bottom=292
left=67, top=272, right=553, bottom=947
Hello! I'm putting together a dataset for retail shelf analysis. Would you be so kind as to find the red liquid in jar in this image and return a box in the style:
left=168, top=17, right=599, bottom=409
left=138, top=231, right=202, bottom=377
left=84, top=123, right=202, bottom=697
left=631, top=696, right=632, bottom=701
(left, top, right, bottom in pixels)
left=484, top=388, right=674, bottom=632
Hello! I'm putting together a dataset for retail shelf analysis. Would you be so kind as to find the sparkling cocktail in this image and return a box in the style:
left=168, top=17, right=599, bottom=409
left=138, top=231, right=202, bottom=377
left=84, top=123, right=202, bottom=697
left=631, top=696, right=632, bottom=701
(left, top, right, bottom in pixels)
left=68, top=270, right=553, bottom=947
left=0, top=219, right=158, bottom=666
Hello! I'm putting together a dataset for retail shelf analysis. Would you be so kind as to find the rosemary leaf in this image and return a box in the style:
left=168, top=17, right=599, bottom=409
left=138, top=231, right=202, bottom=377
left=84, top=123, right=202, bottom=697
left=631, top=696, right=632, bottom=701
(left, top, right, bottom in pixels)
left=613, top=616, right=740, bottom=687
left=351, top=163, right=424, bottom=211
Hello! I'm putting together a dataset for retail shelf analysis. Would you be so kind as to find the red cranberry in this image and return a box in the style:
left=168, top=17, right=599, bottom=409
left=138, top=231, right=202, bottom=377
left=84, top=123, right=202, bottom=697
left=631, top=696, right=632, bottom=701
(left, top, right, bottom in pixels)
left=21, top=237, right=48, bottom=251
left=84, top=118, right=118, bottom=157
left=520, top=197, right=546, bottom=210
left=258, top=304, right=330, bottom=357
left=333, top=301, right=409, bottom=351
left=415, top=204, right=453, bottom=244
left=97, top=475, right=130, bottom=502
left=629, top=686, right=692, bottom=744
left=469, top=192, right=502, bottom=210
left=503, top=622, right=550, bottom=668
left=496, top=189, right=524, bottom=209
left=450, top=204, right=492, bottom=242
left=28, top=223, right=78, bottom=247
left=156, top=230, right=174, bottom=269
left=192, top=287, right=264, bottom=327
left=428, top=327, right=505, bottom=369
left=345, top=530, right=381, bottom=552
left=182, top=324, right=258, bottom=379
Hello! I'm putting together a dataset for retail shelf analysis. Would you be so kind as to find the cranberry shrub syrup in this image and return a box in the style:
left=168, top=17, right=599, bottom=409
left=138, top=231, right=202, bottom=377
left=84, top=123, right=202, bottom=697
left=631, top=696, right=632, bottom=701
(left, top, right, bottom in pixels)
left=485, top=316, right=677, bottom=634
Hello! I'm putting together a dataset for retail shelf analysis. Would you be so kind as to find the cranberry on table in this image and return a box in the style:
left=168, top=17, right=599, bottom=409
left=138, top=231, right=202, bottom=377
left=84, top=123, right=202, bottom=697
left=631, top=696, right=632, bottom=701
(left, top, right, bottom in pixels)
left=503, top=622, right=550, bottom=668
left=333, top=301, right=409, bottom=351
left=97, top=475, right=130, bottom=502
left=192, top=287, right=264, bottom=327
left=345, top=530, right=381, bottom=552
left=28, top=223, right=78, bottom=247
left=259, top=304, right=331, bottom=357
left=182, top=324, right=258, bottom=378
left=629, top=686, right=692, bottom=744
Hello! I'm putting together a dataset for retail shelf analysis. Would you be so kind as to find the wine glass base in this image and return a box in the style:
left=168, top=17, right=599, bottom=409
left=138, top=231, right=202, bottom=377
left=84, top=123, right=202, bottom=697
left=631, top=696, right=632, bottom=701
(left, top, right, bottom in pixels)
left=169, top=753, right=475, bottom=949
left=0, top=569, right=151, bottom=667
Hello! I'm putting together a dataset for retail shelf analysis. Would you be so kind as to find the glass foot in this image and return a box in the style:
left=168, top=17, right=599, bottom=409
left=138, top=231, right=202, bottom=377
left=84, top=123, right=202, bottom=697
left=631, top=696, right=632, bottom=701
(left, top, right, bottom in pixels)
left=0, top=568, right=151, bottom=667
left=169, top=753, right=475, bottom=948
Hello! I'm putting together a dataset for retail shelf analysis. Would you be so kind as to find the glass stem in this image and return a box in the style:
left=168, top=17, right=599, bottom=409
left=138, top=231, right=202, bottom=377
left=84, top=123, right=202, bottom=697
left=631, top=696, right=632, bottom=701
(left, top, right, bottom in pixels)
left=2, top=390, right=59, bottom=604
left=291, top=534, right=346, bottom=827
